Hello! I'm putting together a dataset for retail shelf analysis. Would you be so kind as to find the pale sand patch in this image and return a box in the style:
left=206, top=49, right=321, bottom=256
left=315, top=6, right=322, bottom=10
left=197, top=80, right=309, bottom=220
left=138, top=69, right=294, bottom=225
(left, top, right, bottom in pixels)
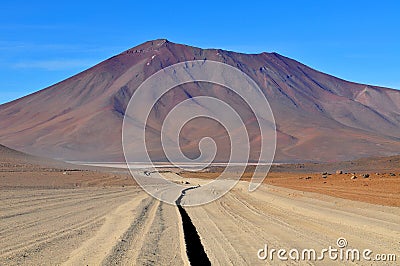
left=0, top=188, right=143, bottom=265
left=185, top=181, right=400, bottom=265
left=62, top=192, right=148, bottom=265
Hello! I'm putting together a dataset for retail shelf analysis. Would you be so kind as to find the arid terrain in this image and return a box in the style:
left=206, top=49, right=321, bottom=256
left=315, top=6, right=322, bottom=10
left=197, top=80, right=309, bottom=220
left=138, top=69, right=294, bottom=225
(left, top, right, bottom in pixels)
left=1, top=146, right=186, bottom=265
left=182, top=156, right=400, bottom=207
left=1, top=146, right=399, bottom=265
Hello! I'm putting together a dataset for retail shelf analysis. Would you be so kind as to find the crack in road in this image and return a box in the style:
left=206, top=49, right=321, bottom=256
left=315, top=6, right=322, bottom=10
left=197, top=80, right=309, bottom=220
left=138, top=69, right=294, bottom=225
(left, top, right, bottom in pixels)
left=176, top=187, right=211, bottom=266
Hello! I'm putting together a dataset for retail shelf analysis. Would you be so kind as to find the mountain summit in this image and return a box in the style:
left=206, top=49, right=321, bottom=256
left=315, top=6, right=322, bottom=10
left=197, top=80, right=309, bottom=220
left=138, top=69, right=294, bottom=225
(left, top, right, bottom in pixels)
left=1, top=39, right=399, bottom=162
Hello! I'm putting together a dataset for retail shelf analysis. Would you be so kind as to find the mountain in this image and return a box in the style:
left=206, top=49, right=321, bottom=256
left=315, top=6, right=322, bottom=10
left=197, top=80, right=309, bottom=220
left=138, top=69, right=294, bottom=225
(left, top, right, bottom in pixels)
left=0, top=39, right=399, bottom=163
left=0, top=143, right=67, bottom=168
left=0, top=143, right=32, bottom=161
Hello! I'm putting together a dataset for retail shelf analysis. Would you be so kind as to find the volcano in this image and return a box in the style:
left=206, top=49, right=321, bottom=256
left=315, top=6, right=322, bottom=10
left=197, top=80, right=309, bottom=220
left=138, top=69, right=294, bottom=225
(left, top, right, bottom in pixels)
left=1, top=39, right=399, bottom=163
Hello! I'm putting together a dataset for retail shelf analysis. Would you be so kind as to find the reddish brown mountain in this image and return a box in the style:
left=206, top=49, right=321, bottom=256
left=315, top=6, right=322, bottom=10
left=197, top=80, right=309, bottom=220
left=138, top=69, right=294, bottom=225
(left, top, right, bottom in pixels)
left=0, top=39, right=399, bottom=162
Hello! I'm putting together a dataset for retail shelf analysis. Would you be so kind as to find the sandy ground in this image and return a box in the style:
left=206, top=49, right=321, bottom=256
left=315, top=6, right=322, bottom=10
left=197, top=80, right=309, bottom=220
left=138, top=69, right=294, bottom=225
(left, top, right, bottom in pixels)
left=184, top=180, right=400, bottom=265
left=0, top=186, right=188, bottom=266
left=181, top=171, right=400, bottom=207
left=0, top=170, right=135, bottom=188
left=264, top=172, right=400, bottom=207
left=1, top=154, right=399, bottom=265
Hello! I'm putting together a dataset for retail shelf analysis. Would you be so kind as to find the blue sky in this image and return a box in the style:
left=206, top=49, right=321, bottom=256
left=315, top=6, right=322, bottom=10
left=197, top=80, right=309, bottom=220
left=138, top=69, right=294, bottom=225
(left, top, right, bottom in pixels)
left=1, top=0, right=400, bottom=104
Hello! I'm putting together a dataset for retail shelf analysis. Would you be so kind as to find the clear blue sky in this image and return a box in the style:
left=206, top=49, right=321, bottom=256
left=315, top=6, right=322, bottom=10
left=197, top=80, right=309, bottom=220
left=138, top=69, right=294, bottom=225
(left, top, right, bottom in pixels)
left=1, top=0, right=400, bottom=104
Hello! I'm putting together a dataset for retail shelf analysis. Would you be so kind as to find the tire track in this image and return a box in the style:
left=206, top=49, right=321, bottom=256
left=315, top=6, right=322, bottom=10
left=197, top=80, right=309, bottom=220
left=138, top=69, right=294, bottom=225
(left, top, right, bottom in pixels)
left=135, top=202, right=186, bottom=265
left=186, top=183, right=399, bottom=265
left=0, top=189, right=135, bottom=217
left=1, top=212, right=106, bottom=257
left=63, top=193, right=149, bottom=265
left=102, top=197, right=159, bottom=265
left=0, top=187, right=144, bottom=265
left=0, top=189, right=136, bottom=236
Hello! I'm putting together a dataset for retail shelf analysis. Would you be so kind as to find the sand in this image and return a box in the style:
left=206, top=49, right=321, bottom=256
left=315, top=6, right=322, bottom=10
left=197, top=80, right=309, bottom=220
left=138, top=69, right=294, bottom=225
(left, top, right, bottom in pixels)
left=0, top=187, right=188, bottom=265
left=1, top=159, right=399, bottom=265
left=181, top=171, right=400, bottom=207
left=185, top=181, right=400, bottom=265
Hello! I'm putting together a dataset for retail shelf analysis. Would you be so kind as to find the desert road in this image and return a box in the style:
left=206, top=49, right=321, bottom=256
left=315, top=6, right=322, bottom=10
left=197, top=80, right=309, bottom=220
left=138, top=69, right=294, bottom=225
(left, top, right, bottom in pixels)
left=1, top=173, right=399, bottom=265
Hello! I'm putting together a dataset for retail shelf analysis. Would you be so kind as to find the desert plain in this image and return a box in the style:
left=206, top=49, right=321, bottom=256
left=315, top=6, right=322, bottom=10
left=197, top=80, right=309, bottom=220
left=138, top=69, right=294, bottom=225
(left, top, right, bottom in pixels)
left=1, top=146, right=399, bottom=265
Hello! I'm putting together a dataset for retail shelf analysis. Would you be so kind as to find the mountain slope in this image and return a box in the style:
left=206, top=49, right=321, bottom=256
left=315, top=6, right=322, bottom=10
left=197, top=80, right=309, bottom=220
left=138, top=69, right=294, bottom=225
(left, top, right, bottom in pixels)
left=0, top=39, right=399, bottom=162
left=0, top=143, right=73, bottom=169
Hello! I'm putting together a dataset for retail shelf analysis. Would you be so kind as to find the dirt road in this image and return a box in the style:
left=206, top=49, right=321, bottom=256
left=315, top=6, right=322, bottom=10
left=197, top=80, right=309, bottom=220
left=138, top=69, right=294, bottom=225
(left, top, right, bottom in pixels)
left=184, top=181, right=400, bottom=265
left=1, top=176, right=399, bottom=265
left=0, top=187, right=187, bottom=265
